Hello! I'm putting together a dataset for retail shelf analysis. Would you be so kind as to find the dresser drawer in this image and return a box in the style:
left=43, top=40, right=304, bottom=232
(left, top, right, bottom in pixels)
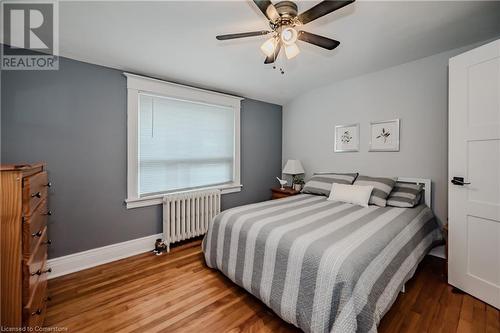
left=23, top=277, right=48, bottom=328
left=22, top=200, right=49, bottom=258
left=23, top=171, right=49, bottom=217
left=23, top=228, right=49, bottom=303
left=23, top=256, right=49, bottom=305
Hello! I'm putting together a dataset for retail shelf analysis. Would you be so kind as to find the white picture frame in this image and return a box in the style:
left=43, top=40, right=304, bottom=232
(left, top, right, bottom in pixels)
left=369, top=119, right=400, bottom=152
left=334, top=123, right=360, bottom=152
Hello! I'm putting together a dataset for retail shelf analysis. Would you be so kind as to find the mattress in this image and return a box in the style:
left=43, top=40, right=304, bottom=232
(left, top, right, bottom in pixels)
left=202, top=194, right=442, bottom=333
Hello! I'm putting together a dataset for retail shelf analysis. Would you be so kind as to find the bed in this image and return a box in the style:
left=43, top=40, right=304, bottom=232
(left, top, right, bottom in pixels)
left=202, top=178, right=442, bottom=333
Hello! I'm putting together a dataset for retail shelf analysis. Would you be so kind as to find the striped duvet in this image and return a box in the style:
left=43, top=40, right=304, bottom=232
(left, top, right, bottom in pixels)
left=202, top=194, right=442, bottom=333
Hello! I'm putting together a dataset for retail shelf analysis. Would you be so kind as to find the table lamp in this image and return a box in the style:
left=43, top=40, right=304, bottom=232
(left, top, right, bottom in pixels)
left=282, top=159, right=305, bottom=189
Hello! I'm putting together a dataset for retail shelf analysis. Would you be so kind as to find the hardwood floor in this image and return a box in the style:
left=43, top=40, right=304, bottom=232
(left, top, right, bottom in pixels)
left=46, top=240, right=499, bottom=333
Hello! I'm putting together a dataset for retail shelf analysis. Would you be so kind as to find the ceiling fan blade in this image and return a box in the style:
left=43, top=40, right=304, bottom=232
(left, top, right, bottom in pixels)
left=298, top=31, right=340, bottom=50
left=298, top=0, right=355, bottom=25
left=253, top=0, right=280, bottom=21
left=216, top=30, right=270, bottom=40
left=264, top=42, right=281, bottom=64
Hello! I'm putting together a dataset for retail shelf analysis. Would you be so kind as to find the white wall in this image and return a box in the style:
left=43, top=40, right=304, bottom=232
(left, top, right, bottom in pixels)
left=283, top=40, right=495, bottom=226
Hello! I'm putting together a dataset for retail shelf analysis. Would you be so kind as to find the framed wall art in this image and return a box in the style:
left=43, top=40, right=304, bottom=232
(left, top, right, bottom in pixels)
left=334, top=123, right=360, bottom=152
left=369, top=119, right=400, bottom=152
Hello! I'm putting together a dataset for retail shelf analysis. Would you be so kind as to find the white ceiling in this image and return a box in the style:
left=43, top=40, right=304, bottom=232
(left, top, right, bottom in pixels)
left=57, top=1, right=500, bottom=105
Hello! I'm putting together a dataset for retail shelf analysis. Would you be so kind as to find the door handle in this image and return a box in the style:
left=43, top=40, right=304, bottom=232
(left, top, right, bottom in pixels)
left=451, top=177, right=470, bottom=186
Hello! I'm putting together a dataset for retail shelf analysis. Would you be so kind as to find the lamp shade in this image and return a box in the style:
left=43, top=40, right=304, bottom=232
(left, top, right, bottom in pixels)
left=260, top=38, right=278, bottom=57
left=284, top=43, right=300, bottom=59
left=282, top=159, right=305, bottom=175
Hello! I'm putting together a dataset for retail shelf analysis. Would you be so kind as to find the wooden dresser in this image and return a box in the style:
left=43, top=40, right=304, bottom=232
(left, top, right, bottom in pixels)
left=1, top=163, right=51, bottom=329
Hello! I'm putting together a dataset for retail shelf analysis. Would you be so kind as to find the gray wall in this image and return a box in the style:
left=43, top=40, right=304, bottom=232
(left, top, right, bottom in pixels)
left=283, top=40, right=495, bottom=227
left=1, top=57, right=282, bottom=258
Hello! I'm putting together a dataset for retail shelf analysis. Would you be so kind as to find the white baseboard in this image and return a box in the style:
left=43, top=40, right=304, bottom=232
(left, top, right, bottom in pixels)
left=47, top=233, right=162, bottom=279
left=47, top=235, right=446, bottom=280
left=428, top=245, right=446, bottom=259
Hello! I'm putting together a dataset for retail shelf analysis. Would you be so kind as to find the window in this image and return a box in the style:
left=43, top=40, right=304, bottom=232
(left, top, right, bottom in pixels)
left=125, top=73, right=241, bottom=208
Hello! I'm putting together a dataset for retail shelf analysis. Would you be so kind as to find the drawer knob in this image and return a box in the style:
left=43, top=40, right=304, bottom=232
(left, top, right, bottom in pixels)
left=32, top=230, right=43, bottom=238
left=31, top=268, right=51, bottom=276
left=46, top=182, right=52, bottom=187
left=31, top=192, right=42, bottom=198
left=44, top=210, right=52, bottom=216
left=31, top=309, right=42, bottom=316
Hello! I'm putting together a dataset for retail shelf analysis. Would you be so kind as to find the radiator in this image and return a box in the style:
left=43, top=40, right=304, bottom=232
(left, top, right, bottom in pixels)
left=162, top=189, right=221, bottom=251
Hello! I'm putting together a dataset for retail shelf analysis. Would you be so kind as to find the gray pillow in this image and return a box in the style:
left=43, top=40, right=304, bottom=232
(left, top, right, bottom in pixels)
left=354, top=175, right=397, bottom=207
left=302, top=173, right=358, bottom=196
left=387, top=182, right=424, bottom=208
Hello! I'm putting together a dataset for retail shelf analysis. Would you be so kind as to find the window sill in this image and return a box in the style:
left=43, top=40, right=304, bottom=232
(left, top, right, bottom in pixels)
left=125, top=184, right=242, bottom=209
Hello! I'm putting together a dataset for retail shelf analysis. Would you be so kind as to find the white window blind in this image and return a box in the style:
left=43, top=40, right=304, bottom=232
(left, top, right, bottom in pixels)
left=138, top=93, right=235, bottom=196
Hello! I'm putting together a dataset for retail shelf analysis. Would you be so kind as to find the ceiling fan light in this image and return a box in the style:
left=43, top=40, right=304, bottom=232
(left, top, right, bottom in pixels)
left=281, top=27, right=298, bottom=45
left=260, top=38, right=278, bottom=57
left=284, top=43, right=300, bottom=59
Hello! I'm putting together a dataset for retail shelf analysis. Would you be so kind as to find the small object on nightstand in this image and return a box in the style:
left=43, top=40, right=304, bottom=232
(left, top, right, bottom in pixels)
left=271, top=186, right=299, bottom=200
left=276, top=177, right=288, bottom=190
left=293, top=175, right=305, bottom=191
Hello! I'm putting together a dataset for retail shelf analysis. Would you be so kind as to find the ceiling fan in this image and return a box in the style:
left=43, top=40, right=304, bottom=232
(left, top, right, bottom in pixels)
left=216, top=0, right=355, bottom=64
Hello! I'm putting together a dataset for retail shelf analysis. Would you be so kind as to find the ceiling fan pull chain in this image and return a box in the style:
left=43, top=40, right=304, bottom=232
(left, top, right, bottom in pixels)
left=272, top=35, right=278, bottom=70
left=278, top=45, right=285, bottom=75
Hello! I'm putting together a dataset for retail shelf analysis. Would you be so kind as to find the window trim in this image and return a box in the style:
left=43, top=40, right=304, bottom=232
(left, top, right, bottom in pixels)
left=124, top=73, right=242, bottom=209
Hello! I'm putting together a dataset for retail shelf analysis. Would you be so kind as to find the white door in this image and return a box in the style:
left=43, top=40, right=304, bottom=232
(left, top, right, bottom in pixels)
left=448, top=39, right=500, bottom=309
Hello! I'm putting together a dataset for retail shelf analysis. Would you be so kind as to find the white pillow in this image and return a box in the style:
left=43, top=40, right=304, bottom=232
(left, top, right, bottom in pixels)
left=327, top=183, right=374, bottom=207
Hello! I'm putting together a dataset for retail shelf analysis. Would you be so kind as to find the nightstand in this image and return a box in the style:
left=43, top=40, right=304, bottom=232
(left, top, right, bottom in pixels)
left=271, top=187, right=300, bottom=200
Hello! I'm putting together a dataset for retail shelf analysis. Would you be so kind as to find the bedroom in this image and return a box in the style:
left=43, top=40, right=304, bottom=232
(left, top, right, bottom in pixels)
left=1, top=0, right=499, bottom=332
